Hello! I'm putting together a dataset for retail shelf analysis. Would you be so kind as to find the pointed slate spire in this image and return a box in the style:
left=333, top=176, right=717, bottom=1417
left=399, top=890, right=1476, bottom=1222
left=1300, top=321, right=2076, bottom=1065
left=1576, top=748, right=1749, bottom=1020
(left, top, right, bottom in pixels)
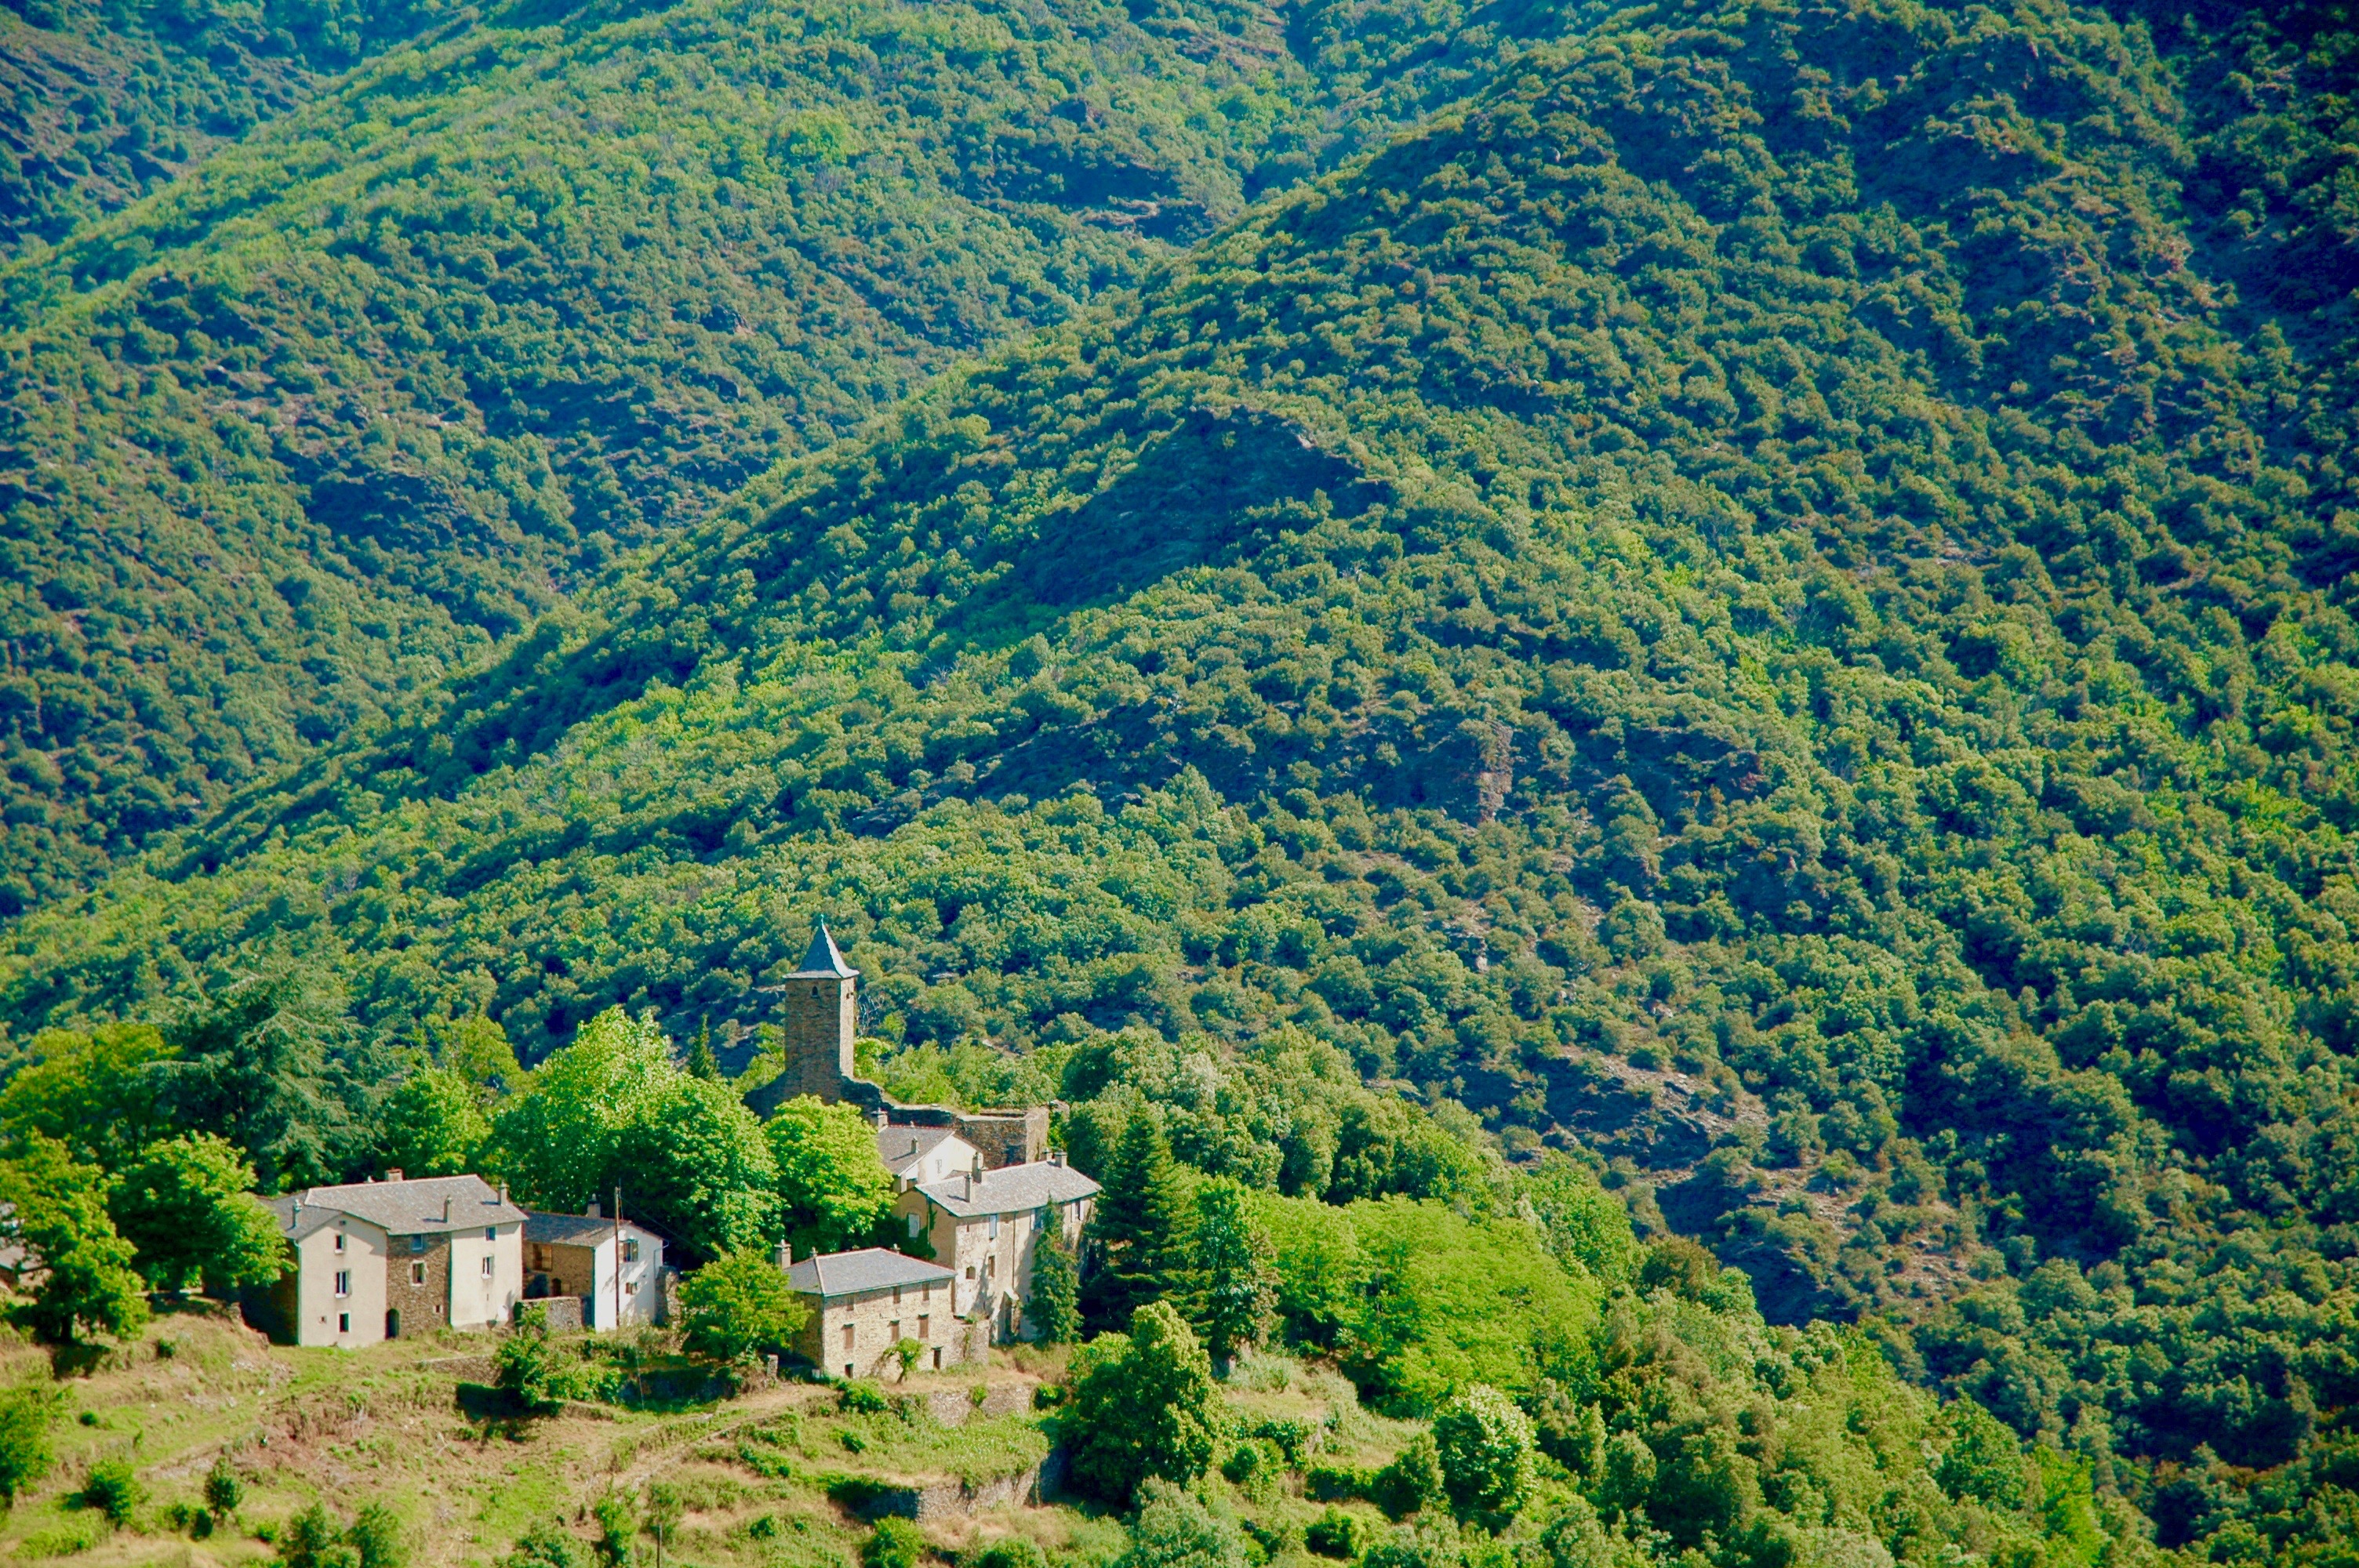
left=793, top=918, right=857, bottom=978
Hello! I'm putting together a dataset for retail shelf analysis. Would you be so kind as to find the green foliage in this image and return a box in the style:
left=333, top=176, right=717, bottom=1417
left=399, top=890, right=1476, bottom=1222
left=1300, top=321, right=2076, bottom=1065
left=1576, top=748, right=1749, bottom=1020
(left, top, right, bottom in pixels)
left=501, top=1523, right=587, bottom=1568
left=202, top=1457, right=242, bottom=1517
left=347, top=1504, right=409, bottom=1568
left=838, top=1380, right=891, bottom=1414
left=970, top=1541, right=1047, bottom=1568
left=376, top=1067, right=492, bottom=1179
left=763, top=1095, right=894, bottom=1257
left=496, top=1306, right=571, bottom=1415
left=1064, top=1301, right=1221, bottom=1505
left=1118, top=1479, right=1249, bottom=1568
left=0, top=1382, right=59, bottom=1505
left=1304, top=1508, right=1365, bottom=1560
left=0, top=1134, right=148, bottom=1346
left=591, top=1494, right=634, bottom=1567
left=1085, top=1110, right=1188, bottom=1333
left=492, top=1007, right=776, bottom=1262
left=1936, top=1399, right=2028, bottom=1510
left=861, top=1519, right=925, bottom=1568
left=1430, top=1387, right=1534, bottom=1523
left=79, top=1455, right=140, bottom=1526
left=1372, top=1434, right=1445, bottom=1520
left=0, top=1026, right=172, bottom=1170
left=1185, top=1177, right=1274, bottom=1367
left=676, top=1250, right=807, bottom=1365
left=1027, top=1217, right=1081, bottom=1347
left=108, top=1134, right=286, bottom=1294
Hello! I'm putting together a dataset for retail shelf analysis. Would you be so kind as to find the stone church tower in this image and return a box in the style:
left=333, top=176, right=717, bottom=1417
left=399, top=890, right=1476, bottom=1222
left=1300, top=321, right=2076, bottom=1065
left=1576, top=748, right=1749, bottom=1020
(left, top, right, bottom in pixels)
left=776, top=920, right=857, bottom=1103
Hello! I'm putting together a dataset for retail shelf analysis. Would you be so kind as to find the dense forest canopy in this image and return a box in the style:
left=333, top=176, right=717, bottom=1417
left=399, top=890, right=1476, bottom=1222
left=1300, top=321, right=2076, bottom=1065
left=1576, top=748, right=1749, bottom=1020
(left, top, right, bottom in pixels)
left=0, top=0, right=1615, bottom=914
left=9, top=0, right=2359, bottom=1564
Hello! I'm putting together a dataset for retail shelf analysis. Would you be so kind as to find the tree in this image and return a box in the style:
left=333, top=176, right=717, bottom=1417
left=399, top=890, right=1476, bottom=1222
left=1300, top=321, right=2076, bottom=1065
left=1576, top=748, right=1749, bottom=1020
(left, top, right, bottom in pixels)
left=0, top=1135, right=148, bottom=1346
left=503, top=1524, right=587, bottom=1568
left=497, top=1306, right=569, bottom=1415
left=108, top=1134, right=287, bottom=1295
left=1085, top=1112, right=1187, bottom=1332
left=0, top=1025, right=173, bottom=1171
left=677, top=1250, right=807, bottom=1364
left=613, top=1076, right=780, bottom=1265
left=377, top=1067, right=492, bottom=1178
left=156, top=968, right=383, bottom=1191
left=1028, top=1218, right=1081, bottom=1345
left=431, top=1014, right=525, bottom=1103
left=203, top=1457, right=242, bottom=1517
left=1064, top=1301, right=1220, bottom=1504
left=1187, top=1178, right=1273, bottom=1367
left=1117, top=1479, right=1250, bottom=1568
left=763, top=1095, right=894, bottom=1258
left=82, top=1456, right=140, bottom=1526
left=0, top=1381, right=59, bottom=1505
left=1937, top=1399, right=2027, bottom=1508
left=489, top=1008, right=674, bottom=1213
left=1375, top=1432, right=1446, bottom=1518
left=1432, top=1385, right=1536, bottom=1521
left=687, top=1019, right=721, bottom=1080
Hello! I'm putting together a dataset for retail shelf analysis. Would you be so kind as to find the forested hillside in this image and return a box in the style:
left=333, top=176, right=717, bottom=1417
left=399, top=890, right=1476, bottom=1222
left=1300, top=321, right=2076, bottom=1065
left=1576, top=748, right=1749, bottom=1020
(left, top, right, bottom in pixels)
left=0, top=0, right=1592, bottom=913
left=0, top=0, right=467, bottom=257
left=13, top=0, right=2359, bottom=1562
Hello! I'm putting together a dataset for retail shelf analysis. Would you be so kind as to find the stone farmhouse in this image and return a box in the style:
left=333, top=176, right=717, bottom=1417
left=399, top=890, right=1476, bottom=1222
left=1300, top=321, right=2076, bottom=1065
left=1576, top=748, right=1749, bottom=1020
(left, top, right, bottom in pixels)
left=249, top=1174, right=527, bottom=1348
left=783, top=1247, right=972, bottom=1377
left=756, top=922, right=1100, bottom=1351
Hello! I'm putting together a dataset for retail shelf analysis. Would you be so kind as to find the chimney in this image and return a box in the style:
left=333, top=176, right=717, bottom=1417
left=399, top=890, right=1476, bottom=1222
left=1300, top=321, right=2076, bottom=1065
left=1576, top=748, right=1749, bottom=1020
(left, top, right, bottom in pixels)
left=1049, top=1150, right=1065, bottom=1167
left=874, top=1108, right=890, bottom=1129
left=442, top=1197, right=453, bottom=1223
left=776, top=1241, right=792, bottom=1271
left=386, top=1168, right=404, bottom=1183
left=959, top=1171, right=972, bottom=1201
left=498, top=1182, right=510, bottom=1208
left=587, top=1201, right=601, bottom=1219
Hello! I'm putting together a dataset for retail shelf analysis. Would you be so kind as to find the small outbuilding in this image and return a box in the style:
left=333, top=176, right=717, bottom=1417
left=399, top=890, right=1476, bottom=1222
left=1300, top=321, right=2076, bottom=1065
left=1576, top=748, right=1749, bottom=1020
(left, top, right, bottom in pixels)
left=523, top=1206, right=669, bottom=1329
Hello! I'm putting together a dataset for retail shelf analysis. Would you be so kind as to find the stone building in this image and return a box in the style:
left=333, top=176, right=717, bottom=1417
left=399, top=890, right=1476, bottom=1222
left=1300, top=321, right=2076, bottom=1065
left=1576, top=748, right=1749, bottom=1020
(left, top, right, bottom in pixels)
left=248, top=1173, right=525, bottom=1348
left=875, top=1121, right=981, bottom=1190
left=783, top=1247, right=974, bottom=1377
left=523, top=1204, right=670, bottom=1329
left=892, top=1154, right=1098, bottom=1343
left=743, top=921, right=1049, bottom=1167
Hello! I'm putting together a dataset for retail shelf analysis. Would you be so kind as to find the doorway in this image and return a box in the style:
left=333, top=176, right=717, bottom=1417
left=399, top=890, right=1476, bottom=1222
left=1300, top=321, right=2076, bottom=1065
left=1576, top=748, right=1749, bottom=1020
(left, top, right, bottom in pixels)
left=385, top=1308, right=402, bottom=1339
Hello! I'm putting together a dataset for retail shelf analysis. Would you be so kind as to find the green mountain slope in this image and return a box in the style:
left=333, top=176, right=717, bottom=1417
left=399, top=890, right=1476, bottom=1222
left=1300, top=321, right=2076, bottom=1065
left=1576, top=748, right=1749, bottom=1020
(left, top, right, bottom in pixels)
left=16, top=0, right=2359, bottom=1555
left=0, top=0, right=467, bottom=254
left=0, top=0, right=1587, bottom=914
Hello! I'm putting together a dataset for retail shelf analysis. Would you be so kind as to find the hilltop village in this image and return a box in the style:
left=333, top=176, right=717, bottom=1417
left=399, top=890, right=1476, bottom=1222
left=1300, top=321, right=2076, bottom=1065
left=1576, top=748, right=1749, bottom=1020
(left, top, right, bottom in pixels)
left=248, top=924, right=1097, bottom=1375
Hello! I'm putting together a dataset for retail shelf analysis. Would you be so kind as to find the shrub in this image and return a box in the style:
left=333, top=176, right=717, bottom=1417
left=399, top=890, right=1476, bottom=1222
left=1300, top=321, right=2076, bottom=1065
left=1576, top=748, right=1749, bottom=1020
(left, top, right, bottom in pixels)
left=504, top=1523, right=588, bottom=1568
left=1306, top=1509, right=1366, bottom=1560
left=1430, top=1387, right=1534, bottom=1520
left=203, top=1457, right=243, bottom=1516
left=863, top=1518, right=927, bottom=1568
left=840, top=1380, right=891, bottom=1414
left=349, top=1504, right=408, bottom=1568
left=1372, top=1435, right=1444, bottom=1519
left=972, top=1540, right=1049, bottom=1568
left=1115, top=1479, right=1249, bottom=1568
left=80, top=1456, right=141, bottom=1526
left=0, top=1382, right=59, bottom=1504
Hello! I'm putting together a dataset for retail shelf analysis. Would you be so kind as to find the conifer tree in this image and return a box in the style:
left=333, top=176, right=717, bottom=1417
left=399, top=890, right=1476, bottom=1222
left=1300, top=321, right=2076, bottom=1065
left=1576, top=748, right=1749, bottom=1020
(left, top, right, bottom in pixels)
left=1082, top=1111, right=1187, bottom=1332
left=687, top=1018, right=721, bottom=1080
left=1187, top=1178, right=1274, bottom=1369
left=1028, top=1216, right=1081, bottom=1345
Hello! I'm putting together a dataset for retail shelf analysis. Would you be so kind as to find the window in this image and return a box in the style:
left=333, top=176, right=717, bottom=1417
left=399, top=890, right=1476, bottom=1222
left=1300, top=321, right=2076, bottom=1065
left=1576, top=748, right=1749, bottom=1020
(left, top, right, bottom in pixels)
left=485, top=1226, right=497, bottom=1242
left=892, top=1286, right=902, bottom=1306
left=918, top=1315, right=929, bottom=1340
left=907, top=1212, right=921, bottom=1239
left=481, top=1256, right=495, bottom=1277
left=889, top=1320, right=901, bottom=1341
left=411, top=1235, right=427, bottom=1254
left=623, top=1239, right=641, bottom=1263
left=964, top=1266, right=976, bottom=1279
left=333, top=1232, right=347, bottom=1254
left=932, top=1348, right=942, bottom=1370
left=987, top=1213, right=999, bottom=1240
left=334, top=1270, right=351, bottom=1298
left=338, top=1313, right=350, bottom=1334
left=625, top=1280, right=638, bottom=1296
left=409, top=1262, right=426, bottom=1286
left=841, top=1323, right=855, bottom=1352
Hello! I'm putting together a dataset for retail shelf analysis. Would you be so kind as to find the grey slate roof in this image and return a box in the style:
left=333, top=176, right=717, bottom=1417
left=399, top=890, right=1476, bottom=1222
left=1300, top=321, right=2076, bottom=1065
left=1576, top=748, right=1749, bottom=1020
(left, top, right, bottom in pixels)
left=268, top=1174, right=527, bottom=1240
left=913, top=1160, right=1099, bottom=1218
left=785, top=1247, right=954, bottom=1299
left=525, top=1210, right=663, bottom=1247
left=791, top=921, right=856, bottom=978
left=875, top=1123, right=962, bottom=1175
